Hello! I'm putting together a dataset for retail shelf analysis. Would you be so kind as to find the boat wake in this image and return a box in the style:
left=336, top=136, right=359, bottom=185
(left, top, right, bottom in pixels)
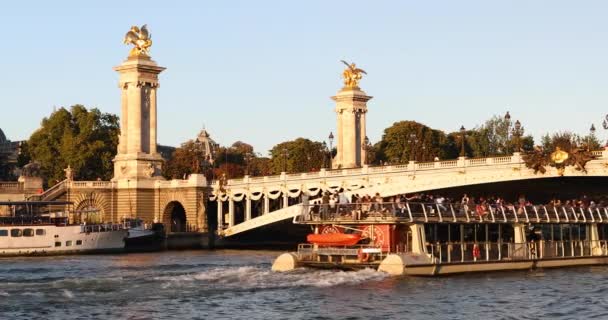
left=155, top=266, right=387, bottom=290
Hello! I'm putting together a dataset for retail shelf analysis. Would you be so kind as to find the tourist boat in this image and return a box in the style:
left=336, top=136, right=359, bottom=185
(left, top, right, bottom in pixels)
left=0, top=201, right=126, bottom=256
left=306, top=233, right=361, bottom=246
left=272, top=201, right=608, bottom=276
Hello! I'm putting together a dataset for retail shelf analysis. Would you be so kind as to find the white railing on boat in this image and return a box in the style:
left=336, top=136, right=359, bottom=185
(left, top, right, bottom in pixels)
left=426, top=240, right=608, bottom=264
left=294, top=203, right=608, bottom=224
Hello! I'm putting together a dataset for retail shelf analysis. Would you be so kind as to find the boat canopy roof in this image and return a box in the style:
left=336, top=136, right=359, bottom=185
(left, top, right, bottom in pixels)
left=0, top=201, right=73, bottom=206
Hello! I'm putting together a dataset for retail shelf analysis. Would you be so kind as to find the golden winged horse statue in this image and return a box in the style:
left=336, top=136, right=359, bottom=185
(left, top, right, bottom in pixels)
left=123, top=25, right=152, bottom=57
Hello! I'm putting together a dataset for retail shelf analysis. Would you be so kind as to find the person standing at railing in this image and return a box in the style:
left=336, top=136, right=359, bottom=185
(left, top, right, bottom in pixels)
left=321, top=192, right=330, bottom=220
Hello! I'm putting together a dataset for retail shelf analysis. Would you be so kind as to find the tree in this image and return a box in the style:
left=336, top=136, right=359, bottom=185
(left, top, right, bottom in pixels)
left=269, top=138, right=325, bottom=173
left=376, top=121, right=447, bottom=164
left=163, top=140, right=213, bottom=179
left=25, top=105, right=119, bottom=185
left=0, top=152, right=14, bottom=180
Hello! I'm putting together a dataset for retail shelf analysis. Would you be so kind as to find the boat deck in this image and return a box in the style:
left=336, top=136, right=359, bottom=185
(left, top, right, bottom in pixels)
left=295, top=202, right=608, bottom=224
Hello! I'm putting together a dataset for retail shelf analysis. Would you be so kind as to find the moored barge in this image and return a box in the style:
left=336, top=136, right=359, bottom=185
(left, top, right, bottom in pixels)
left=272, top=201, right=608, bottom=276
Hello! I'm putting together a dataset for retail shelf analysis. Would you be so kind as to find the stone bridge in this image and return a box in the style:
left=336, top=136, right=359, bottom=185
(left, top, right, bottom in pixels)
left=213, top=150, right=608, bottom=237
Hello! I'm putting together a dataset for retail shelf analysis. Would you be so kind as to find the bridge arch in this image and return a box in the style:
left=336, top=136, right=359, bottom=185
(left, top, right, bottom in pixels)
left=163, top=201, right=187, bottom=233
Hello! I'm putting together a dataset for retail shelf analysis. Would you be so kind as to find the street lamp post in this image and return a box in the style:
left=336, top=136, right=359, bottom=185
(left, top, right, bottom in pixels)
left=328, top=132, right=334, bottom=168
left=589, top=124, right=596, bottom=151
left=504, top=111, right=511, bottom=154
left=511, top=120, right=524, bottom=152
left=361, top=136, right=370, bottom=165
left=322, top=141, right=328, bottom=169
left=460, top=125, right=466, bottom=157
left=282, top=148, right=289, bottom=173
left=245, top=152, right=252, bottom=176
left=407, top=133, right=418, bottom=162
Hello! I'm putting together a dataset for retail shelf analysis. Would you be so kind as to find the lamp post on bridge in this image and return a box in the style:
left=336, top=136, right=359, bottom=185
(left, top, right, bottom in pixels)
left=504, top=111, right=511, bottom=154
left=328, top=132, right=334, bottom=168
left=511, top=120, right=524, bottom=152
left=407, top=133, right=418, bottom=162
left=589, top=124, right=596, bottom=151
left=361, top=136, right=370, bottom=165
left=459, top=125, right=466, bottom=157
left=281, top=148, right=289, bottom=173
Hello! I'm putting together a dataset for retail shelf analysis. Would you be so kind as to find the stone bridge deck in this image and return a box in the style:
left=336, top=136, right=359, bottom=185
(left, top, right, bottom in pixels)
left=214, top=151, right=608, bottom=237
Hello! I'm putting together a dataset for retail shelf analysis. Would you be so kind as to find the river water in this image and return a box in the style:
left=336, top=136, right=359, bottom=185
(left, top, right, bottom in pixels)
left=1, top=250, right=607, bottom=319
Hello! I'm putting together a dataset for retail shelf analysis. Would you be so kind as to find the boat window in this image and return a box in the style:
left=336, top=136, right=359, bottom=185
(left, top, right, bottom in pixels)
left=599, top=225, right=608, bottom=240
left=501, top=225, right=514, bottom=243
left=11, top=229, right=22, bottom=237
left=449, top=224, right=461, bottom=242
left=561, top=224, right=572, bottom=241
left=580, top=225, right=588, bottom=240
left=35, top=229, right=45, bottom=236
left=23, top=229, right=34, bottom=237
left=553, top=225, right=562, bottom=241
left=55, top=242, right=61, bottom=247
left=475, top=224, right=487, bottom=242
left=488, top=225, right=500, bottom=242
left=76, top=240, right=82, bottom=245
left=463, top=224, right=475, bottom=242
left=0, top=230, right=7, bottom=237
left=436, top=224, right=449, bottom=242
left=66, top=241, right=72, bottom=247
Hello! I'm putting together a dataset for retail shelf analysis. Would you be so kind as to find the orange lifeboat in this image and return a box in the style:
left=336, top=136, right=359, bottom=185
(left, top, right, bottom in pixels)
left=307, top=233, right=361, bottom=246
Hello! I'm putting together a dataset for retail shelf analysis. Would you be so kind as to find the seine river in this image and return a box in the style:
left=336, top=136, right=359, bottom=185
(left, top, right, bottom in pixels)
left=1, top=250, right=607, bottom=319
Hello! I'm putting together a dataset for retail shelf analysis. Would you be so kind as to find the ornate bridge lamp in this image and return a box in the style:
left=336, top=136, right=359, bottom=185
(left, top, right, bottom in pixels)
left=511, top=120, right=524, bottom=152
left=281, top=148, right=289, bottom=173
left=322, top=141, right=329, bottom=169
left=328, top=132, right=334, bottom=168
left=245, top=152, right=252, bottom=176
left=407, top=133, right=418, bottom=162
left=361, top=136, right=370, bottom=165
left=459, top=125, right=466, bottom=157
left=504, top=111, right=511, bottom=154
left=589, top=124, right=596, bottom=151
left=602, top=115, right=608, bottom=147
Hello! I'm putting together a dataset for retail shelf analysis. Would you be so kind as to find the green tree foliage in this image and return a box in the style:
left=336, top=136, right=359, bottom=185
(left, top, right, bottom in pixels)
left=539, top=131, right=599, bottom=151
left=375, top=121, right=447, bottom=164
left=269, top=138, right=325, bottom=173
left=25, top=105, right=119, bottom=184
left=163, top=140, right=212, bottom=179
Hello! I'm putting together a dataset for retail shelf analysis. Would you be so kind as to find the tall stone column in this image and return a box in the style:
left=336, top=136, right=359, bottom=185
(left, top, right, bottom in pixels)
left=113, top=55, right=165, bottom=181
left=332, top=87, right=372, bottom=169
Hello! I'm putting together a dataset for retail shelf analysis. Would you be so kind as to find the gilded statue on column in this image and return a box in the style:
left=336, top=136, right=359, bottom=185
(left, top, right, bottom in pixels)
left=123, top=24, right=153, bottom=57
left=340, top=60, right=367, bottom=89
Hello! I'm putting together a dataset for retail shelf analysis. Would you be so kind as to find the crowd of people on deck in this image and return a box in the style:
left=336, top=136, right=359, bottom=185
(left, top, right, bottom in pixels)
left=307, top=190, right=608, bottom=220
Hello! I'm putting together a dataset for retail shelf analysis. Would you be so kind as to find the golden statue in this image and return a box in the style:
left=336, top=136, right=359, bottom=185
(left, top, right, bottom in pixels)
left=124, top=25, right=152, bottom=57
left=340, top=60, right=367, bottom=89
left=550, top=147, right=569, bottom=164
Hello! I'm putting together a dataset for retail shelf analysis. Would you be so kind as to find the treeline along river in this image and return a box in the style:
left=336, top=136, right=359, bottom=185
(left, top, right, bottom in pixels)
left=0, top=250, right=607, bottom=319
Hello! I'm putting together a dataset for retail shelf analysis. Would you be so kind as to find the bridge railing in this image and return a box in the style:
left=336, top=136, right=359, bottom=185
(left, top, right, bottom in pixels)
left=294, top=202, right=608, bottom=224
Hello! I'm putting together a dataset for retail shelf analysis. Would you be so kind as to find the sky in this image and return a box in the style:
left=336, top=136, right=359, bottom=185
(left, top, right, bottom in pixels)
left=1, top=1, right=608, bottom=155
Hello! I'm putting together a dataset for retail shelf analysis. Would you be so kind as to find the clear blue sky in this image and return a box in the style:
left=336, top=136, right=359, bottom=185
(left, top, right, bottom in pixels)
left=1, top=1, right=608, bottom=155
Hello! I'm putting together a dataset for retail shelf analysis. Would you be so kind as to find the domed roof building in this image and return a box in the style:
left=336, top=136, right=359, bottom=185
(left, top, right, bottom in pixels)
left=194, top=129, right=217, bottom=164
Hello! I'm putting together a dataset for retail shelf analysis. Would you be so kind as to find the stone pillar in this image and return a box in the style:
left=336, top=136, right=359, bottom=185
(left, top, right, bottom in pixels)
left=112, top=55, right=165, bottom=181
left=283, top=192, right=289, bottom=209
left=332, top=87, right=372, bottom=169
left=228, top=200, right=235, bottom=227
left=245, top=197, right=251, bottom=221
left=217, top=200, right=223, bottom=229
left=264, top=195, right=270, bottom=214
